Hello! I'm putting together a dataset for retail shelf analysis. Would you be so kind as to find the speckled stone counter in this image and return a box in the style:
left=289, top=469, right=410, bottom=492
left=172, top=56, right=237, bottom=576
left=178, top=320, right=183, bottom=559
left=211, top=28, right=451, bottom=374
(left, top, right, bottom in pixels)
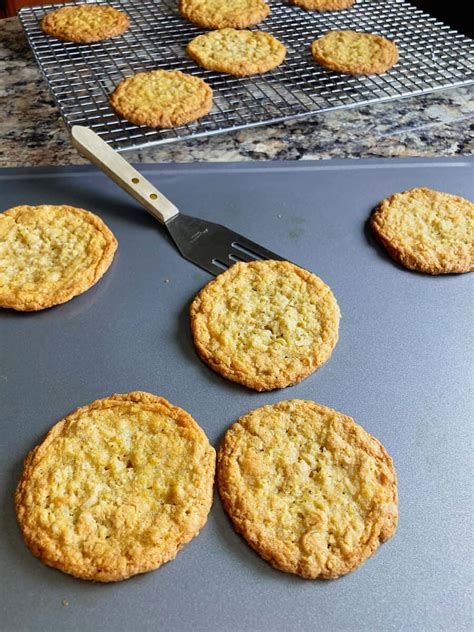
left=1, top=16, right=473, bottom=167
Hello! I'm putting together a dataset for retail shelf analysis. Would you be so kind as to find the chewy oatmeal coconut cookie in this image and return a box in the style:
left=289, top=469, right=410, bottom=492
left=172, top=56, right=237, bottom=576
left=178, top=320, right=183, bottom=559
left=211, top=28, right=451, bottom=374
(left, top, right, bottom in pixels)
left=291, top=0, right=354, bottom=11
left=0, top=204, right=117, bottom=311
left=110, top=69, right=213, bottom=128
left=218, top=399, right=398, bottom=578
left=311, top=30, right=399, bottom=75
left=180, top=0, right=270, bottom=29
left=41, top=4, right=129, bottom=43
left=190, top=260, right=340, bottom=391
left=370, top=187, right=474, bottom=274
left=16, top=392, right=216, bottom=581
left=187, top=29, right=286, bottom=76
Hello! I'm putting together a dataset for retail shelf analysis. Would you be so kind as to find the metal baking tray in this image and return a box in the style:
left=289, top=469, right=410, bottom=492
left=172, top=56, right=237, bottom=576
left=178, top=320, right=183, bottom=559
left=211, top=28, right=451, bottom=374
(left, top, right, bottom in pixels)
left=18, top=0, right=474, bottom=152
left=0, top=158, right=472, bottom=631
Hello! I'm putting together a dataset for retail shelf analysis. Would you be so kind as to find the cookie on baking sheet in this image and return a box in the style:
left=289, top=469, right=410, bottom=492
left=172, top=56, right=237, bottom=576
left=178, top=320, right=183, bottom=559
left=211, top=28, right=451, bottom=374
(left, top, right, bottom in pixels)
left=15, top=392, right=216, bottom=582
left=291, top=0, right=354, bottom=11
left=187, top=29, right=286, bottom=76
left=0, top=205, right=117, bottom=311
left=311, top=30, right=399, bottom=75
left=190, top=260, right=340, bottom=391
left=179, top=0, right=270, bottom=29
left=110, top=69, right=213, bottom=128
left=370, top=187, right=474, bottom=274
left=41, top=4, right=129, bottom=43
left=218, top=399, right=398, bottom=579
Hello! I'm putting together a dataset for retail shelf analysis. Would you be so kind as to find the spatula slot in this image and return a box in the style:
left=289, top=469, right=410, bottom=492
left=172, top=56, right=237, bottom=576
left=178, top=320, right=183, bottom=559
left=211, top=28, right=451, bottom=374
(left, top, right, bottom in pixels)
left=232, top=242, right=266, bottom=261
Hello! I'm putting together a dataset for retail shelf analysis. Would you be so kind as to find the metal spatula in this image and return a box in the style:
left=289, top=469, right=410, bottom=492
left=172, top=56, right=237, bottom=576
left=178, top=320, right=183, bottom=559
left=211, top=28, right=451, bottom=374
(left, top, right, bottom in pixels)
left=71, top=126, right=284, bottom=275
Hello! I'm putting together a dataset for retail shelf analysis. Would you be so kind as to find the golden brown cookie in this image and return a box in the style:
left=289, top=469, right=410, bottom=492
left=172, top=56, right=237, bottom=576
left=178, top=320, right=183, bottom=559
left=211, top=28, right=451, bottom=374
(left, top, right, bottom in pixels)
left=110, top=69, right=213, bottom=128
left=370, top=187, right=474, bottom=274
left=218, top=399, right=398, bottom=579
left=311, top=30, right=399, bottom=75
left=41, top=4, right=129, bottom=44
left=179, top=0, right=270, bottom=29
left=0, top=205, right=117, bottom=311
left=187, top=28, right=286, bottom=76
left=190, top=260, right=340, bottom=391
left=291, top=0, right=354, bottom=11
left=15, top=392, right=216, bottom=582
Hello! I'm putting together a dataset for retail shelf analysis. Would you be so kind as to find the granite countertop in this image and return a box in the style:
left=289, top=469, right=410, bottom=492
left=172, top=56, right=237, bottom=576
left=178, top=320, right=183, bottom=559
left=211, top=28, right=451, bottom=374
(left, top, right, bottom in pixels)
left=1, top=16, right=473, bottom=168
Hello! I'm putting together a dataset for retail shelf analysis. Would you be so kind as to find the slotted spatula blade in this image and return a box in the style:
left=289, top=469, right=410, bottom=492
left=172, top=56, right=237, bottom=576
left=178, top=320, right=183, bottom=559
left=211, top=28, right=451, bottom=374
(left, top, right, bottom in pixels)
left=71, top=126, right=285, bottom=275
left=166, top=213, right=284, bottom=275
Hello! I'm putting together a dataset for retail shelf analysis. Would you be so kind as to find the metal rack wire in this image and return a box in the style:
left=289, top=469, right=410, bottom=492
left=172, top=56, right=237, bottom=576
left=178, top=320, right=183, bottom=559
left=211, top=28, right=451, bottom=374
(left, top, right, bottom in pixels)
left=19, top=0, right=474, bottom=152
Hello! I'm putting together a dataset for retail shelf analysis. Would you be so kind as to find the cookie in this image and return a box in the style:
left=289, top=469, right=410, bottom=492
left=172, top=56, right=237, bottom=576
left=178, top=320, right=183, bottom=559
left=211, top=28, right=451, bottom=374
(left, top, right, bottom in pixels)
left=41, top=4, right=129, bottom=44
left=291, top=0, right=354, bottom=11
left=218, top=399, right=398, bottom=579
left=179, top=0, right=270, bottom=30
left=187, top=29, right=286, bottom=76
left=15, top=392, right=216, bottom=582
left=110, top=69, right=213, bottom=128
left=370, top=187, right=474, bottom=274
left=190, top=260, right=340, bottom=391
left=311, top=30, right=399, bottom=75
left=0, top=205, right=117, bottom=311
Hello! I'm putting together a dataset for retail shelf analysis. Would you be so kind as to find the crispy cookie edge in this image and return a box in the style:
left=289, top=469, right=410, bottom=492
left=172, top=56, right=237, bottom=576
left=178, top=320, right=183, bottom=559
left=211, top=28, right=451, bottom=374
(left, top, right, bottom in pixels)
left=15, top=391, right=216, bottom=581
left=217, top=399, right=398, bottom=579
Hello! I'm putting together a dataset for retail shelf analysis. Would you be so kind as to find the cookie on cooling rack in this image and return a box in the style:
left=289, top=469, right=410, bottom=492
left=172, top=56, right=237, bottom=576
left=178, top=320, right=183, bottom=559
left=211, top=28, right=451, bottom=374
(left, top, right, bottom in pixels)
left=311, top=30, right=399, bottom=75
left=16, top=392, right=216, bottom=582
left=370, top=187, right=474, bottom=274
left=0, top=205, right=117, bottom=311
left=41, top=4, right=129, bottom=44
left=190, top=260, right=340, bottom=391
left=217, top=399, right=398, bottom=579
left=187, top=29, right=286, bottom=76
left=179, top=0, right=270, bottom=29
left=110, top=69, right=213, bottom=128
left=291, top=0, right=354, bottom=11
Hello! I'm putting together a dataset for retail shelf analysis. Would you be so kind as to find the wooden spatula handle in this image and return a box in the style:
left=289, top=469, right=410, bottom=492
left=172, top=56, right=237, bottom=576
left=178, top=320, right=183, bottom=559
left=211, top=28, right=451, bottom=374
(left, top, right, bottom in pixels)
left=70, top=126, right=179, bottom=224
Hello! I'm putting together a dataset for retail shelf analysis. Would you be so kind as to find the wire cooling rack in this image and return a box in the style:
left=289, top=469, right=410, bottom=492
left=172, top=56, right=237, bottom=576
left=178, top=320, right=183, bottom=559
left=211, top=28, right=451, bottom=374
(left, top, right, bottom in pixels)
left=19, top=0, right=474, bottom=152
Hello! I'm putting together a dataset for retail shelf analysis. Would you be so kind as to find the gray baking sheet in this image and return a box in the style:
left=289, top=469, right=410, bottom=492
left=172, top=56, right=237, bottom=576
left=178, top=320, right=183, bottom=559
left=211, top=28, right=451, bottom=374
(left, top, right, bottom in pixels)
left=0, top=158, right=472, bottom=631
